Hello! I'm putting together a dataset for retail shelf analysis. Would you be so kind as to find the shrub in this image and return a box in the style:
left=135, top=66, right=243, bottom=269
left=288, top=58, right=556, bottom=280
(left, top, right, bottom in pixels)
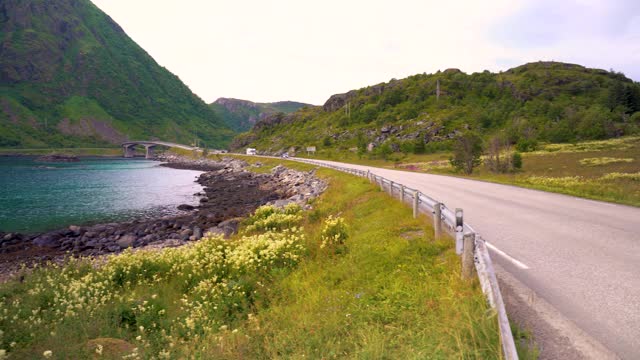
left=413, top=135, right=425, bottom=154
left=516, top=139, right=538, bottom=152
left=512, top=152, right=523, bottom=169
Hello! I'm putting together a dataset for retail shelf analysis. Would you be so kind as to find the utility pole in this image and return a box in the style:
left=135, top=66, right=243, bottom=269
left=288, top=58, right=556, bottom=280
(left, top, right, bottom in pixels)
left=344, top=102, right=351, bottom=119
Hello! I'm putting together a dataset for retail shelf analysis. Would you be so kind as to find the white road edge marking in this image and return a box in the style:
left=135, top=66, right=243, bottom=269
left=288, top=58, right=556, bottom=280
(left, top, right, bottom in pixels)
left=486, top=242, right=530, bottom=270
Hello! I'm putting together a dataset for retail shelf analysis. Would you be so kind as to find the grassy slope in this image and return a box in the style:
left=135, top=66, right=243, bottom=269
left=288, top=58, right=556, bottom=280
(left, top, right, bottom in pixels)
left=0, top=155, right=538, bottom=359
left=210, top=100, right=309, bottom=133
left=233, top=62, right=640, bottom=154
left=297, top=136, right=640, bottom=207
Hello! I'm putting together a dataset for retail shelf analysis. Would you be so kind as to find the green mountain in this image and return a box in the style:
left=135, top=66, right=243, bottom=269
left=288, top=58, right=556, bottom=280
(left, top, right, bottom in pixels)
left=210, top=98, right=310, bottom=132
left=231, top=62, right=640, bottom=154
left=0, top=0, right=234, bottom=148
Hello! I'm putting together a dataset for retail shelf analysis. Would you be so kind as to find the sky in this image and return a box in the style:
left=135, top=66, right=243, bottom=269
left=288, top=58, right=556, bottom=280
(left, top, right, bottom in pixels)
left=91, top=0, right=640, bottom=105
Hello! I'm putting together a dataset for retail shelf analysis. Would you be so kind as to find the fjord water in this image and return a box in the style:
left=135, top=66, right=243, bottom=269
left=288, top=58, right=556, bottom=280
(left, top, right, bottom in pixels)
left=0, top=157, right=203, bottom=233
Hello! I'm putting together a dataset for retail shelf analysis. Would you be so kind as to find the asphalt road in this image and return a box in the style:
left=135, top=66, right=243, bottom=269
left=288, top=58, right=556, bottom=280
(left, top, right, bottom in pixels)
left=305, top=159, right=640, bottom=359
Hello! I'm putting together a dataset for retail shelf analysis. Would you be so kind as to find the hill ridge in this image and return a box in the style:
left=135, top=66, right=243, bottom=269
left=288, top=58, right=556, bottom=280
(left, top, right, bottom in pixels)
left=231, top=61, right=640, bottom=154
left=0, top=0, right=233, bottom=148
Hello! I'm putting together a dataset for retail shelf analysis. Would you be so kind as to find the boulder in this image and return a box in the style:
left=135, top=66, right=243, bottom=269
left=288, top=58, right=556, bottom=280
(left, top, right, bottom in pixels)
left=33, top=233, right=61, bottom=248
left=177, top=204, right=196, bottom=211
left=205, top=227, right=225, bottom=237
left=86, top=338, right=136, bottom=358
left=69, top=225, right=82, bottom=236
left=116, top=234, right=136, bottom=249
left=193, top=227, right=203, bottom=240
left=218, top=218, right=242, bottom=238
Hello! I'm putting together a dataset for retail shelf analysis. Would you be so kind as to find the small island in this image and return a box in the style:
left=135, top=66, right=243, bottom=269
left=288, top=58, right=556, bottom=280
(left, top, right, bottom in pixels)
left=35, top=154, right=81, bottom=163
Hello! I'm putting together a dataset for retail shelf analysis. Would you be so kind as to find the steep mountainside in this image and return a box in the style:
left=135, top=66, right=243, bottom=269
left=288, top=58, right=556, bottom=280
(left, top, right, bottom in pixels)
left=210, top=98, right=309, bottom=132
left=232, top=62, right=640, bottom=155
left=0, top=0, right=234, bottom=148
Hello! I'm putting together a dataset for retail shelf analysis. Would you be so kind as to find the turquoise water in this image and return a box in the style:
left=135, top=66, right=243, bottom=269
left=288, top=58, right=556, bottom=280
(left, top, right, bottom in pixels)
left=0, top=157, right=203, bottom=233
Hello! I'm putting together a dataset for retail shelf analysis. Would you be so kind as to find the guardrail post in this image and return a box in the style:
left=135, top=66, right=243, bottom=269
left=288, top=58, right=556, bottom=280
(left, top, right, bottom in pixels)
left=400, top=185, right=405, bottom=203
left=433, top=202, right=442, bottom=240
left=461, top=233, right=476, bottom=279
left=455, top=208, right=464, bottom=255
left=389, top=181, right=394, bottom=196
left=366, top=170, right=370, bottom=181
left=413, top=191, right=420, bottom=218
left=379, top=178, right=384, bottom=192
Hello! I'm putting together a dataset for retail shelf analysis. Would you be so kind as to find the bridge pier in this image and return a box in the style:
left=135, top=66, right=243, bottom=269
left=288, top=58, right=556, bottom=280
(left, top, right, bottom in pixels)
left=123, top=144, right=135, bottom=158
left=144, top=144, right=156, bottom=159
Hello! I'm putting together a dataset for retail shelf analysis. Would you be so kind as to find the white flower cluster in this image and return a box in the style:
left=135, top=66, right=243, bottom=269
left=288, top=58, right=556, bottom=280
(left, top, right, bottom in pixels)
left=244, top=204, right=303, bottom=233
left=228, top=228, right=305, bottom=272
left=320, top=215, right=348, bottom=249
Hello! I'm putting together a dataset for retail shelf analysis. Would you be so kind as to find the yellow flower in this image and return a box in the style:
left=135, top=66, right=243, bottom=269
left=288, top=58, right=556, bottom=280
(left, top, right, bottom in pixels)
left=43, top=350, right=53, bottom=358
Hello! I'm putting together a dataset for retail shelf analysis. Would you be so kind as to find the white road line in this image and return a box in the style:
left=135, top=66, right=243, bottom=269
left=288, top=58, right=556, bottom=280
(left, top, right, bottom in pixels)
left=486, top=242, right=530, bottom=270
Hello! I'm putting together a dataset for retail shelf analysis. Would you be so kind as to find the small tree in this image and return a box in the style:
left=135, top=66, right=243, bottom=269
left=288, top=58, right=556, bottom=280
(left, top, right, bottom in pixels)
left=512, top=152, right=523, bottom=169
left=450, top=131, right=483, bottom=174
left=485, top=135, right=515, bottom=173
left=414, top=134, right=425, bottom=154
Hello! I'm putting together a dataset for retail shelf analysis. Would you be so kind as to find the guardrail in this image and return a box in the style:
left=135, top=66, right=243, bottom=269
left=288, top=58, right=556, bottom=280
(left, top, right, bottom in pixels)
left=295, top=158, right=518, bottom=360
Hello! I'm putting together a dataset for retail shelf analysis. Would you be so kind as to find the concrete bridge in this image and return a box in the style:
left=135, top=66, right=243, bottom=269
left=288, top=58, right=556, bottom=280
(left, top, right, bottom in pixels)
left=122, top=141, right=197, bottom=158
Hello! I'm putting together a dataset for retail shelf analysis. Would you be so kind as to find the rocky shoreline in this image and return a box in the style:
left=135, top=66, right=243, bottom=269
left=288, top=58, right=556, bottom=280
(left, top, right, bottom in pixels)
left=0, top=155, right=326, bottom=281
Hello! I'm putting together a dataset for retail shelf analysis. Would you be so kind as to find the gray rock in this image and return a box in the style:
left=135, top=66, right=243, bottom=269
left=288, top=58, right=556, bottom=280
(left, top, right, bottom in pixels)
left=218, top=218, right=241, bottom=238
left=107, top=244, right=121, bottom=252
left=116, top=234, right=136, bottom=249
left=271, top=199, right=295, bottom=208
left=33, top=234, right=61, bottom=248
left=193, top=227, right=203, bottom=240
left=206, top=227, right=225, bottom=237
left=69, top=225, right=82, bottom=234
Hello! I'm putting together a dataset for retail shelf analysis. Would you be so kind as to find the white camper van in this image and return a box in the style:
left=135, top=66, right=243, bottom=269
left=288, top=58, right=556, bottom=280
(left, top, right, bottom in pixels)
left=246, top=148, right=257, bottom=155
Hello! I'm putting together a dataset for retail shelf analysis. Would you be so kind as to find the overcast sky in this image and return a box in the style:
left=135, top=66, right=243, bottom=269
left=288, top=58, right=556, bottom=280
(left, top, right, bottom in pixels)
left=91, top=0, right=640, bottom=105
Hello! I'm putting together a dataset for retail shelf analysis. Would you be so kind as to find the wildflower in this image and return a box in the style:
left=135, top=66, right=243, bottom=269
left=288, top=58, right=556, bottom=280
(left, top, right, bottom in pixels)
left=95, top=344, right=103, bottom=355
left=43, top=350, right=53, bottom=358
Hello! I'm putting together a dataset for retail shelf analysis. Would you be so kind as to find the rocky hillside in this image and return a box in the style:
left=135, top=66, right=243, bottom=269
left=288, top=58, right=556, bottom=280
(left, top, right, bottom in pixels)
left=0, top=0, right=234, bottom=148
left=210, top=98, right=310, bottom=132
left=232, top=62, right=640, bottom=155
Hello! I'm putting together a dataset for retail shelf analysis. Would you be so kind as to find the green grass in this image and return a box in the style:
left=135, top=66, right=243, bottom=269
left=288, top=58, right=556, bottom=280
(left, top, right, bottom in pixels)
left=0, top=156, right=521, bottom=359
left=297, top=136, right=640, bottom=207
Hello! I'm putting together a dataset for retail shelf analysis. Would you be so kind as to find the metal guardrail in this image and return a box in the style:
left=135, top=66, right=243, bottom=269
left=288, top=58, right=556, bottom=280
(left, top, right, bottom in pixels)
left=295, top=158, right=519, bottom=360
